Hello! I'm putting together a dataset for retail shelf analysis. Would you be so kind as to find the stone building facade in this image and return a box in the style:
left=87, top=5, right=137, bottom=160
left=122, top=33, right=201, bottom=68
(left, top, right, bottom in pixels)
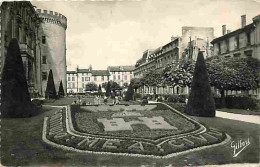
left=107, top=66, right=134, bottom=87
left=181, top=26, right=214, bottom=60
left=133, top=26, right=214, bottom=95
left=67, top=65, right=134, bottom=94
left=0, top=2, right=67, bottom=98
left=211, top=15, right=260, bottom=59
left=0, top=1, right=41, bottom=96
left=67, top=67, right=110, bottom=94
left=211, top=14, right=260, bottom=98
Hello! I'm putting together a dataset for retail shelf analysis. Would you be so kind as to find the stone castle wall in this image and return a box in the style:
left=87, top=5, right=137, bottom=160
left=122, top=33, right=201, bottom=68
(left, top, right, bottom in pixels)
left=37, top=9, right=67, bottom=96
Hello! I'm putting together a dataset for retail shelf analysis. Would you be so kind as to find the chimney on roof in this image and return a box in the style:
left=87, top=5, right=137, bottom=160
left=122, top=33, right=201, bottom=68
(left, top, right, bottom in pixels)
left=241, top=15, right=246, bottom=28
left=227, top=30, right=231, bottom=34
left=222, top=25, right=226, bottom=35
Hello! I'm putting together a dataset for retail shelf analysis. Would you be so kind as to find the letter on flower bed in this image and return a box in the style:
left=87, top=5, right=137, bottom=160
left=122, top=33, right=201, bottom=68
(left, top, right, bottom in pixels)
left=128, top=142, right=144, bottom=151
left=77, top=137, right=99, bottom=148
left=102, top=140, right=120, bottom=149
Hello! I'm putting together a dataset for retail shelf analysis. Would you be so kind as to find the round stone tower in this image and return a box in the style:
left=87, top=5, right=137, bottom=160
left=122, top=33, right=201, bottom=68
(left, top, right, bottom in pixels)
left=36, top=9, right=67, bottom=96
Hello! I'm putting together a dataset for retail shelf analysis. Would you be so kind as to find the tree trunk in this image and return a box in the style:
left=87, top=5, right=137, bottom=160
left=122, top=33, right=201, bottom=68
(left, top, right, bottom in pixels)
left=220, top=89, right=225, bottom=108
left=142, top=85, right=144, bottom=97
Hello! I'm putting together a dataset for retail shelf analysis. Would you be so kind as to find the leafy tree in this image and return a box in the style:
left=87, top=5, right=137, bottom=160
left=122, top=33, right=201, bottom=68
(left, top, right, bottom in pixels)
left=1, top=39, right=36, bottom=118
left=105, top=81, right=111, bottom=97
left=142, top=69, right=164, bottom=97
left=110, top=81, right=121, bottom=91
left=130, top=78, right=140, bottom=92
left=125, top=83, right=134, bottom=101
left=58, top=80, right=65, bottom=97
left=102, top=82, right=108, bottom=90
left=123, top=82, right=129, bottom=89
left=98, top=84, right=102, bottom=96
left=163, top=59, right=195, bottom=91
left=85, top=82, right=98, bottom=91
left=206, top=56, right=260, bottom=106
left=143, top=69, right=164, bottom=87
left=186, top=51, right=215, bottom=117
left=45, top=69, right=57, bottom=99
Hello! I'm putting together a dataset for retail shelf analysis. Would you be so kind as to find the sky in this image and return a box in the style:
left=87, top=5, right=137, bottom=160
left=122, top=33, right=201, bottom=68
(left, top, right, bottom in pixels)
left=31, top=0, right=260, bottom=71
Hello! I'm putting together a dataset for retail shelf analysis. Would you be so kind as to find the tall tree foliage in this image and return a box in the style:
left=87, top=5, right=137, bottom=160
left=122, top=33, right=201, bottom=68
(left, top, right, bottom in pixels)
left=85, top=82, right=98, bottom=91
left=206, top=56, right=260, bottom=92
left=45, top=69, right=57, bottom=99
left=102, top=82, right=108, bottom=90
left=130, top=78, right=140, bottom=92
left=163, top=59, right=195, bottom=89
left=98, top=84, right=102, bottom=96
left=105, top=81, right=111, bottom=97
left=58, top=80, right=65, bottom=97
left=110, top=81, right=121, bottom=91
left=186, top=52, right=215, bottom=117
left=1, top=39, right=35, bottom=117
left=123, top=82, right=129, bottom=89
left=125, top=83, right=134, bottom=101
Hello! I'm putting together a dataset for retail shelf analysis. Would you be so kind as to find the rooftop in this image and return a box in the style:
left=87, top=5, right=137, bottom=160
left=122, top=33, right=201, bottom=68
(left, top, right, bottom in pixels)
left=92, top=70, right=110, bottom=76
left=211, top=23, right=255, bottom=44
left=77, top=69, right=91, bottom=73
left=67, top=71, right=77, bottom=74
left=107, top=66, right=135, bottom=72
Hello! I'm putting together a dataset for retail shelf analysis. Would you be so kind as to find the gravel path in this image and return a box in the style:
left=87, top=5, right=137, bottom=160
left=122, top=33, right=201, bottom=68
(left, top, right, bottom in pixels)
left=216, top=110, right=260, bottom=125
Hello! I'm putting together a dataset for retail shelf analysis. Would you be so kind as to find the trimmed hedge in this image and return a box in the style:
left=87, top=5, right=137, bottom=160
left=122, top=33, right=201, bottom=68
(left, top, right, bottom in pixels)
left=167, top=94, right=188, bottom=103
left=216, top=96, right=259, bottom=110
left=133, top=92, right=142, bottom=99
left=141, top=98, right=149, bottom=105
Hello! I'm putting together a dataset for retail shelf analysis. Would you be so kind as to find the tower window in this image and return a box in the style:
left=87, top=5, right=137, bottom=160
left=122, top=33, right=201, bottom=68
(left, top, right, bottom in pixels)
left=42, top=56, right=47, bottom=64
left=42, top=72, right=47, bottom=80
left=42, top=36, right=46, bottom=44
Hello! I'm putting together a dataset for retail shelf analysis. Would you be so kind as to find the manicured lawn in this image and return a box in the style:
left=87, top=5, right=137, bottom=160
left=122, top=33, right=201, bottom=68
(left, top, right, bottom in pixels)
left=217, top=108, right=260, bottom=115
left=1, top=103, right=259, bottom=166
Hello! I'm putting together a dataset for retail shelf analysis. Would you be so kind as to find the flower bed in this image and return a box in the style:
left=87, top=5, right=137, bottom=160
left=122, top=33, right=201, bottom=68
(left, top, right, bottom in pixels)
left=70, top=105, right=197, bottom=140
left=42, top=104, right=230, bottom=158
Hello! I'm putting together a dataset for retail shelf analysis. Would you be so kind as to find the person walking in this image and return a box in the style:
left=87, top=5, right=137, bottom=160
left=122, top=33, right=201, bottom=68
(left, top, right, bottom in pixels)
left=104, top=96, right=108, bottom=105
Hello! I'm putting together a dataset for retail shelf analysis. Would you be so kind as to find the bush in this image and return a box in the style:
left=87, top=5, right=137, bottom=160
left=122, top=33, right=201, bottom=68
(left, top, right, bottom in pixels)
left=167, top=94, right=189, bottom=103
left=214, top=98, right=224, bottom=108
left=141, top=98, right=148, bottom=105
left=125, top=83, right=134, bottom=101
left=1, top=39, right=38, bottom=118
left=186, top=52, right=216, bottom=117
left=167, top=95, right=180, bottom=103
left=45, top=69, right=57, bottom=99
left=133, top=92, right=142, bottom=99
left=225, top=96, right=259, bottom=110
left=32, top=99, right=43, bottom=108
left=58, top=80, right=65, bottom=97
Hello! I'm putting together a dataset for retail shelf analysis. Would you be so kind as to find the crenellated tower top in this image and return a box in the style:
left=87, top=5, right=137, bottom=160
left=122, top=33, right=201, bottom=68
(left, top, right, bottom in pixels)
left=36, top=9, right=67, bottom=29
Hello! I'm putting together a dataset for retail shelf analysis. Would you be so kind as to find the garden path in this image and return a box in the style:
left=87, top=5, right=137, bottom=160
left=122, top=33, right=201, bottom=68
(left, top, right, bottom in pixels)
left=148, top=101, right=260, bottom=125
left=216, top=110, right=260, bottom=125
